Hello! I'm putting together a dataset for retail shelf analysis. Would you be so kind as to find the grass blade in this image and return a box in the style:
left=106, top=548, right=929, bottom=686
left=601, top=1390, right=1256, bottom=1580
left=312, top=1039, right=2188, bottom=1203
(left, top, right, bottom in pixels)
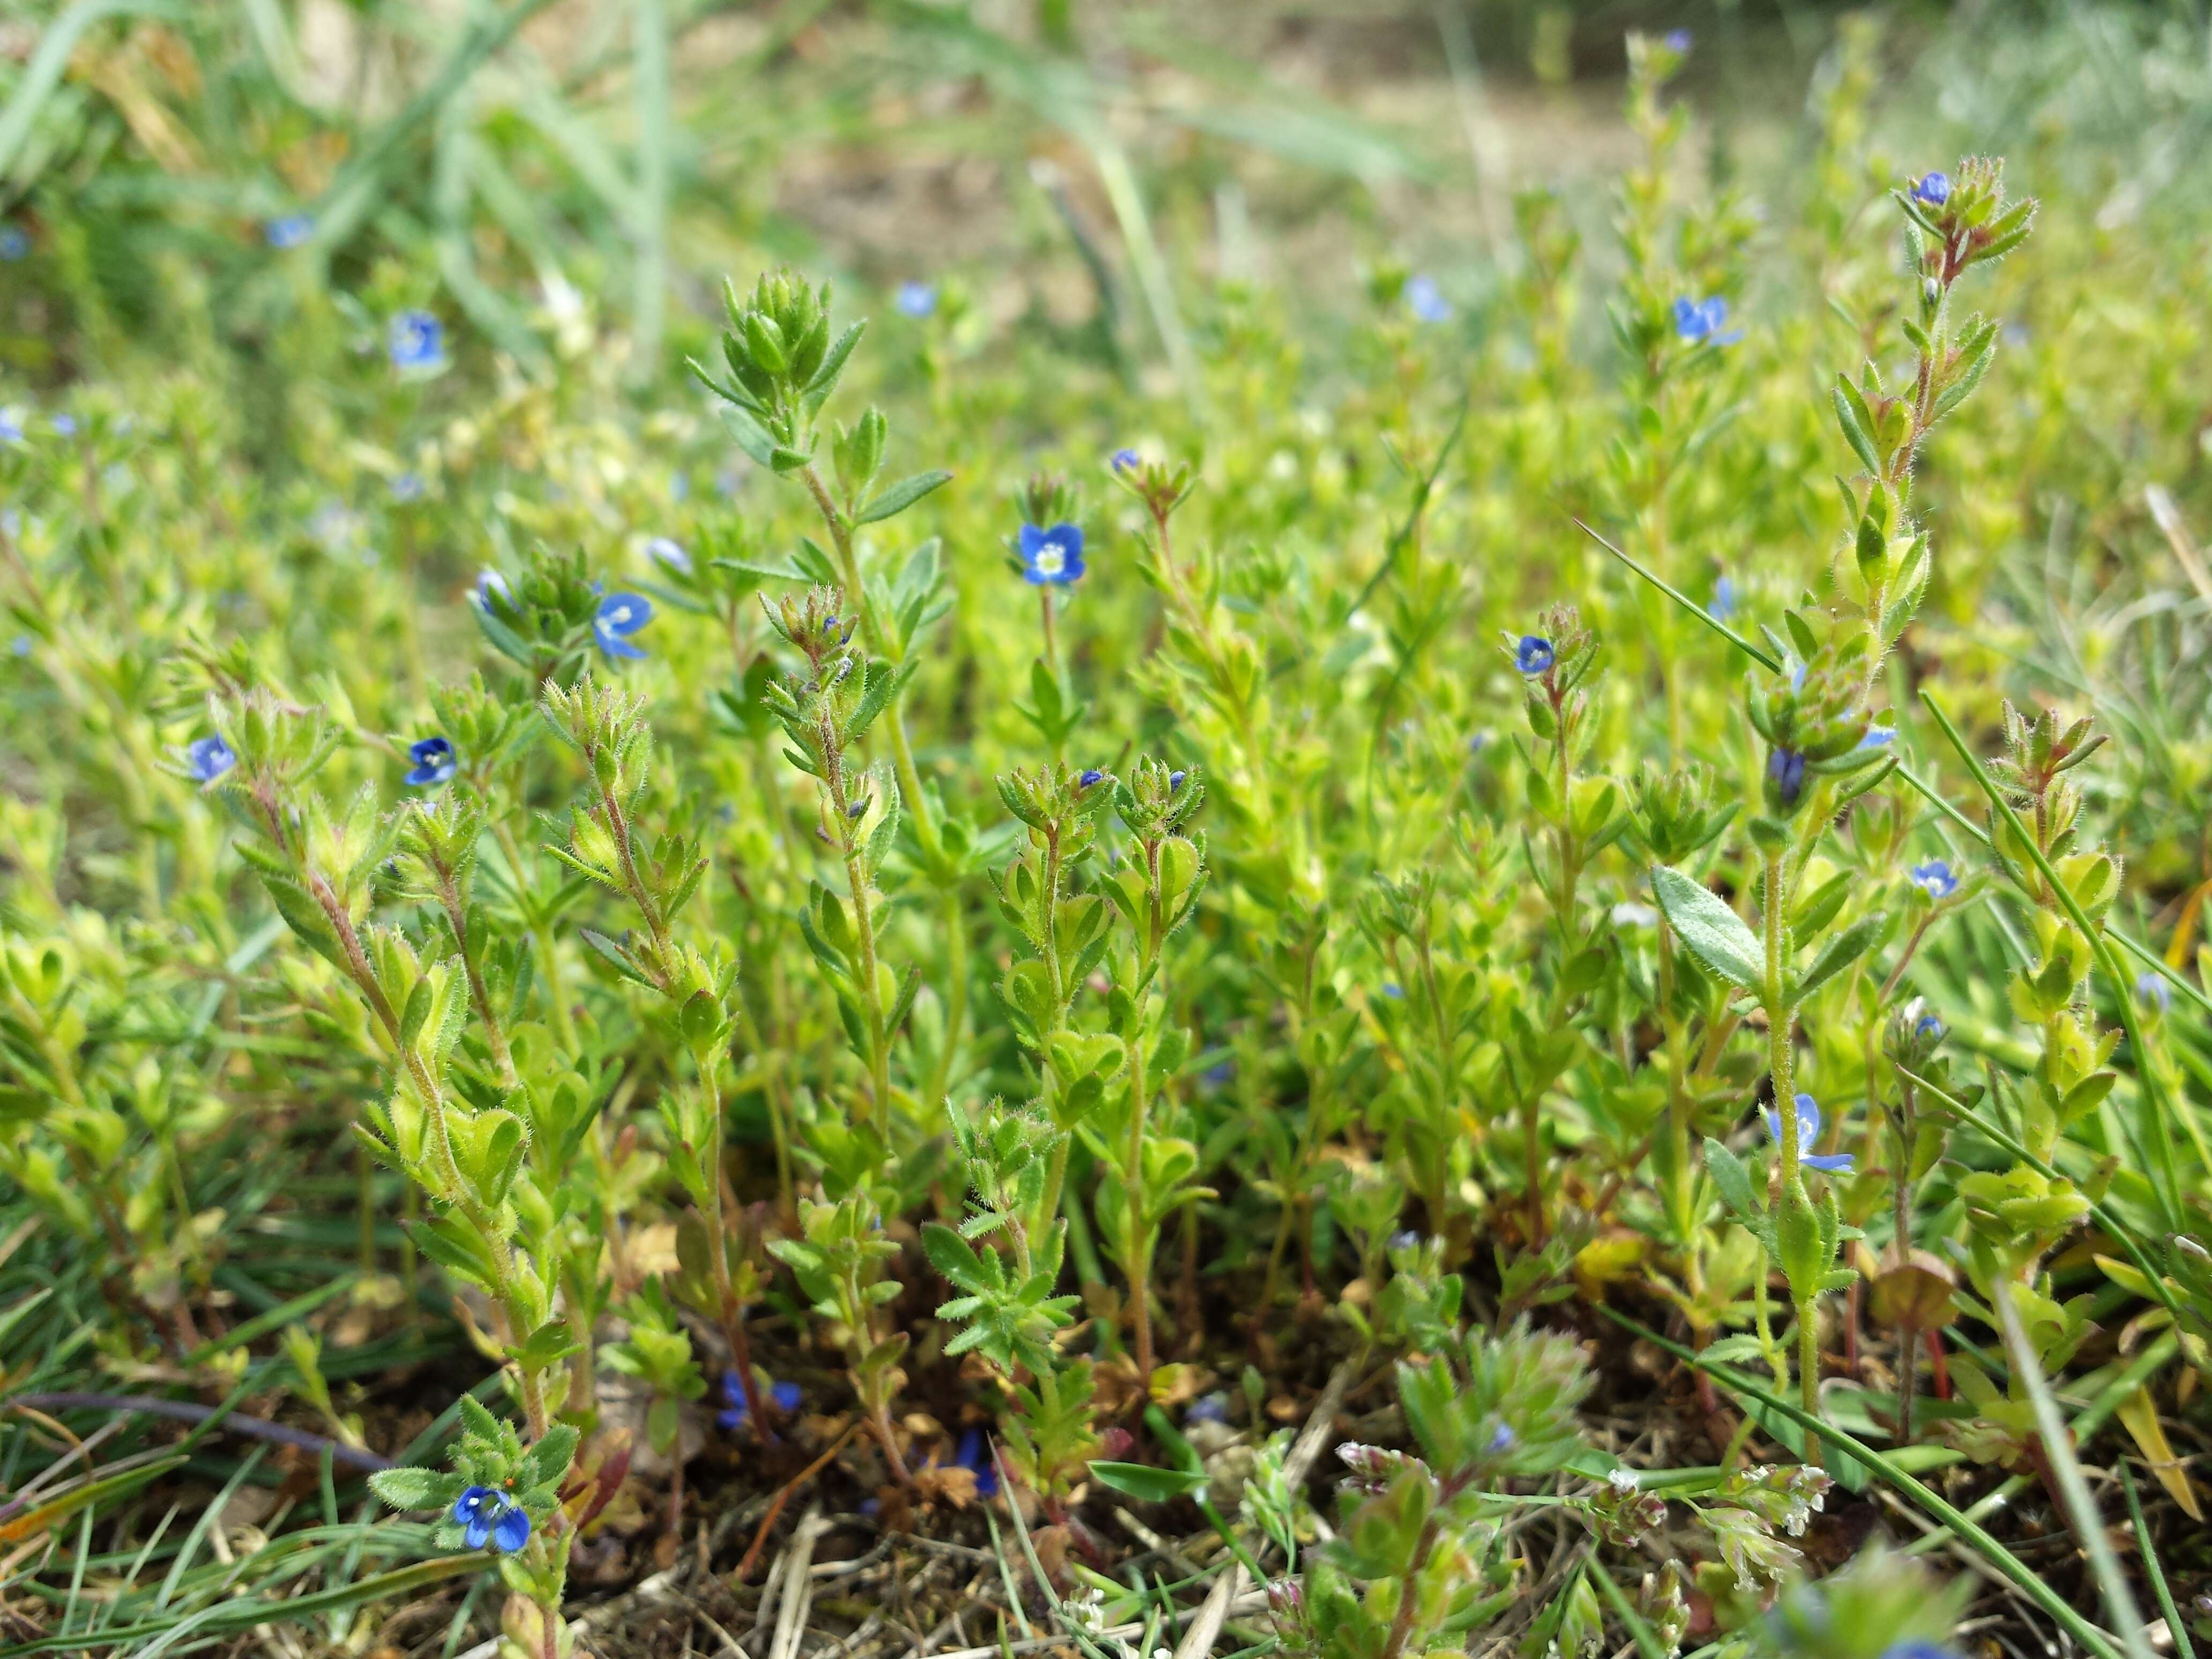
left=1601, top=1305, right=2127, bottom=1659
left=1992, top=1279, right=2155, bottom=1659
left=2117, top=1461, right=2196, bottom=1659
left=1573, top=517, right=1782, bottom=671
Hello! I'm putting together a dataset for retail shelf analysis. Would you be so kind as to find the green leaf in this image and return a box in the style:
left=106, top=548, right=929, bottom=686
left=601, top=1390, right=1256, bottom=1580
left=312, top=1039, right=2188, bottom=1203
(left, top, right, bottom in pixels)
left=1650, top=864, right=1764, bottom=990
left=1086, top=1461, right=1210, bottom=1504
left=718, top=402, right=777, bottom=467
left=523, top=1422, right=580, bottom=1486
left=857, top=469, right=953, bottom=525
left=368, top=1466, right=459, bottom=1512
left=1788, top=911, right=1887, bottom=1003
left=1703, top=1138, right=1766, bottom=1238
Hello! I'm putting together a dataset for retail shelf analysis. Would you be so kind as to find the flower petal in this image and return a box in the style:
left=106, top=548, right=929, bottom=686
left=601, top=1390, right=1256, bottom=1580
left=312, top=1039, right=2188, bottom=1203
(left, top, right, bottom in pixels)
left=492, top=1504, right=531, bottom=1553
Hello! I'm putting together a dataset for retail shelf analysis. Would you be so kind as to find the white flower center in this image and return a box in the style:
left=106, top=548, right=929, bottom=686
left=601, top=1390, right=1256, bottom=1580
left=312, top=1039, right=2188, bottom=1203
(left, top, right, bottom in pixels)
left=1034, top=541, right=1066, bottom=576
left=606, top=606, right=632, bottom=627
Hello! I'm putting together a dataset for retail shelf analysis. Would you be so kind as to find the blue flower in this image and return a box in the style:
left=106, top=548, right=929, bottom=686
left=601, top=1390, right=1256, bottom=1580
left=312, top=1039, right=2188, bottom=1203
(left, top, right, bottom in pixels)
left=405, top=736, right=458, bottom=787
left=265, top=215, right=313, bottom=250
left=2136, top=972, right=2171, bottom=1014
left=0, top=226, right=27, bottom=261
left=1387, top=1229, right=1421, bottom=1251
left=1515, top=635, right=1555, bottom=676
left=388, top=310, right=446, bottom=372
left=1168, top=769, right=1186, bottom=790
left=1186, top=1393, right=1232, bottom=1427
left=476, top=569, right=511, bottom=609
left=645, top=536, right=692, bottom=574
left=1380, top=982, right=1405, bottom=999
left=1663, top=28, right=1693, bottom=52
left=1766, top=1093, right=1855, bottom=1175
left=1767, top=747, right=1806, bottom=807
left=390, top=472, right=425, bottom=504
left=1910, top=860, right=1958, bottom=899
left=1860, top=723, right=1896, bottom=749
left=1911, top=172, right=1952, bottom=210
left=718, top=1370, right=802, bottom=1431
left=185, top=736, right=236, bottom=782
left=1879, top=1644, right=1962, bottom=1659
left=1110, top=447, right=1141, bottom=474
left=953, top=1428, right=1000, bottom=1498
left=1078, top=768, right=1104, bottom=788
left=51, top=414, right=77, bottom=437
left=1019, top=522, right=1085, bottom=586
left=1708, top=575, right=1737, bottom=622
left=452, top=1486, right=531, bottom=1553
left=1672, top=295, right=1744, bottom=347
left=1405, top=275, right=1452, bottom=324
left=1916, top=1012, right=1945, bottom=1041
left=0, top=408, right=21, bottom=444
left=594, top=592, right=654, bottom=660
left=1487, top=1422, right=1516, bottom=1453
left=896, top=281, right=938, bottom=318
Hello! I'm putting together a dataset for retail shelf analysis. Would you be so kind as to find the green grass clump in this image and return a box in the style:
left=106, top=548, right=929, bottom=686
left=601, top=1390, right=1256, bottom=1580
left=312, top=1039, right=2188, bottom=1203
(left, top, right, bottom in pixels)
left=4, top=16, right=2212, bottom=1659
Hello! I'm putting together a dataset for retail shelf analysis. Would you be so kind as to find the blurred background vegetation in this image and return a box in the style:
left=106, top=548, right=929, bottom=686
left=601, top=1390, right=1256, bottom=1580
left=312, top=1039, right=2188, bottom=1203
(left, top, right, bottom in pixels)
left=5, top=0, right=2211, bottom=405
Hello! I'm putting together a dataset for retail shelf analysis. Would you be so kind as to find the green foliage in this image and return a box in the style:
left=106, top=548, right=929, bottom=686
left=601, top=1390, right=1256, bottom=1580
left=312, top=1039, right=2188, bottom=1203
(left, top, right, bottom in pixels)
left=9, top=13, right=2212, bottom=1658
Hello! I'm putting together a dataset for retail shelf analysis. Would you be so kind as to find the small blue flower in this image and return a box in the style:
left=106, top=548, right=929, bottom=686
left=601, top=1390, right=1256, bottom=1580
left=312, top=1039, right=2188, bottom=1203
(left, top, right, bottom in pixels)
left=718, top=1370, right=802, bottom=1431
left=896, top=281, right=938, bottom=318
left=50, top=414, right=77, bottom=437
left=1487, top=1422, right=1516, bottom=1453
left=390, top=471, right=425, bottom=503
left=2136, top=972, right=2171, bottom=1014
left=1766, top=1093, right=1855, bottom=1175
left=0, top=408, right=21, bottom=444
left=185, top=736, right=236, bottom=782
left=1860, top=723, right=1897, bottom=749
left=1110, top=447, right=1141, bottom=474
left=645, top=536, right=692, bottom=574
left=1911, top=172, right=1952, bottom=210
left=1380, top=982, right=1405, bottom=1000
left=1203, top=1060, right=1236, bottom=1088
left=594, top=592, right=654, bottom=660
left=1168, top=769, right=1186, bottom=790
left=1910, top=860, right=1958, bottom=900
left=1515, top=635, right=1555, bottom=676
left=476, top=569, right=511, bottom=609
left=265, top=215, right=313, bottom=250
left=1019, top=522, right=1085, bottom=586
left=1767, top=747, right=1806, bottom=807
left=1708, top=575, right=1737, bottom=622
left=1078, top=768, right=1104, bottom=788
left=452, top=1486, right=531, bottom=1553
left=1915, top=1012, right=1945, bottom=1041
left=387, top=310, right=446, bottom=372
left=953, top=1427, right=1000, bottom=1498
left=405, top=736, right=458, bottom=787
left=1879, top=1643, right=1962, bottom=1659
left=1405, top=275, right=1452, bottom=324
left=0, top=226, right=27, bottom=261
left=1017, top=528, right=1088, bottom=593
left=1663, top=28, right=1693, bottom=52
left=1672, top=295, right=1744, bottom=347
left=1387, top=1229, right=1421, bottom=1252
left=1186, top=1394, right=1232, bottom=1428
